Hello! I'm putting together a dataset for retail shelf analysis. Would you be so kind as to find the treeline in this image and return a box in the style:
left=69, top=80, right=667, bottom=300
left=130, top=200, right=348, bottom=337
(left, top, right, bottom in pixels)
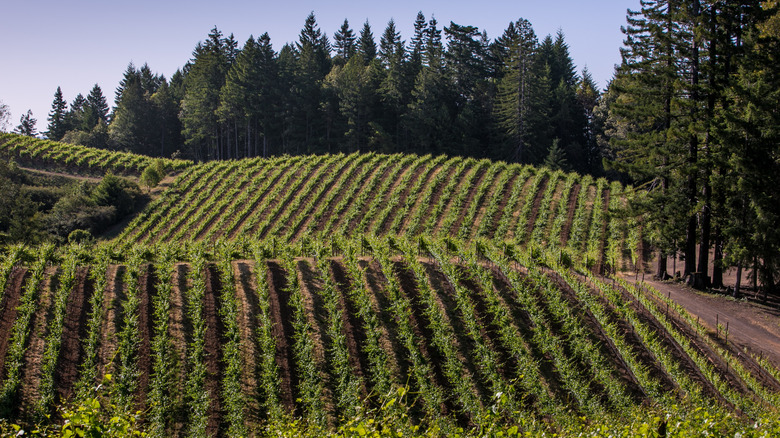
left=43, top=12, right=602, bottom=174
left=599, top=0, right=780, bottom=295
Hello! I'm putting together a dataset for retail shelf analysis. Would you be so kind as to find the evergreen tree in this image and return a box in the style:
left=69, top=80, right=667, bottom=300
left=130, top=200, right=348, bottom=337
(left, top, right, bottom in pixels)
left=85, top=84, right=109, bottom=129
left=609, top=0, right=693, bottom=278
left=180, top=27, right=232, bottom=160
left=46, top=86, right=68, bottom=140
left=333, top=19, right=357, bottom=63
left=494, top=18, right=549, bottom=163
left=357, top=20, right=378, bottom=65
left=65, top=93, right=86, bottom=132
left=544, top=138, right=569, bottom=171
left=14, top=110, right=37, bottom=137
left=409, top=11, right=427, bottom=74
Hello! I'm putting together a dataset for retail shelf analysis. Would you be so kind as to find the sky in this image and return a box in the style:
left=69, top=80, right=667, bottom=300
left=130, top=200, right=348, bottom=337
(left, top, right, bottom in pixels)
left=0, top=0, right=638, bottom=133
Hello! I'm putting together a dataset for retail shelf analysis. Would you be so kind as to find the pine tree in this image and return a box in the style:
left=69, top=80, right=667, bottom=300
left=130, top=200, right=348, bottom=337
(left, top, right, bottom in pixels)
left=357, top=20, right=377, bottom=65
left=333, top=19, right=357, bottom=63
left=85, top=84, right=109, bottom=129
left=494, top=18, right=549, bottom=163
left=180, top=27, right=232, bottom=159
left=46, top=86, right=68, bottom=140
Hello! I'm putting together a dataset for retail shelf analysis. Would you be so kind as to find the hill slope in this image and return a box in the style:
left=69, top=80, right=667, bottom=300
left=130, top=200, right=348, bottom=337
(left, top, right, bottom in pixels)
left=117, top=152, right=636, bottom=272
left=0, top=238, right=777, bottom=435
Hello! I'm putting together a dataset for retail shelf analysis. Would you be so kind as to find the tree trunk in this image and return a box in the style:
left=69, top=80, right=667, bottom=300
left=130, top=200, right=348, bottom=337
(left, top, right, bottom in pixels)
left=697, top=175, right=711, bottom=287
left=734, top=264, right=742, bottom=298
left=656, top=250, right=668, bottom=279
left=712, top=231, right=723, bottom=288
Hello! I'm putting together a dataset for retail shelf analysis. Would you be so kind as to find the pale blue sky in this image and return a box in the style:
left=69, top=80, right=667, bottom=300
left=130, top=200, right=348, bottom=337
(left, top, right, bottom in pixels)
left=1, top=0, right=637, bottom=133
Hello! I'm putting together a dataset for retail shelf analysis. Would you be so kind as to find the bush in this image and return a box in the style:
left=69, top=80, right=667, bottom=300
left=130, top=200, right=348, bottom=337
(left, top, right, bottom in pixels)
left=68, top=229, right=93, bottom=244
left=91, top=172, right=140, bottom=216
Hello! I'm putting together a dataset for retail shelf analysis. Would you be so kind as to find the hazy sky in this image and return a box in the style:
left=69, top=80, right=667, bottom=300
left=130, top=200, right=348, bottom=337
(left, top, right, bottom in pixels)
left=1, top=0, right=637, bottom=133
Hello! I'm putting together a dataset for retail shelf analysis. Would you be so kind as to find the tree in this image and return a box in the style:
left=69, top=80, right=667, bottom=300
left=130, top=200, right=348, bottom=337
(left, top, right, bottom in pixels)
left=64, top=93, right=86, bottom=133
left=46, top=86, right=68, bottom=140
left=85, top=84, right=110, bottom=129
left=333, top=19, right=357, bottom=64
left=14, top=109, right=37, bottom=137
left=544, top=138, right=569, bottom=171
left=494, top=18, right=549, bottom=163
left=357, top=20, right=378, bottom=65
left=0, top=100, right=9, bottom=132
left=181, top=27, right=233, bottom=160
left=576, top=67, right=601, bottom=174
left=608, top=0, right=694, bottom=279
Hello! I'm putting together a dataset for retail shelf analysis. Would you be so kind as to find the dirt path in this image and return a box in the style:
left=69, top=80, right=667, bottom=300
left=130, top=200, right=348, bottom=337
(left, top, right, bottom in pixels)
left=232, top=261, right=261, bottom=423
left=19, top=267, right=58, bottom=414
left=621, top=275, right=780, bottom=369
left=19, top=166, right=104, bottom=183
left=54, top=267, right=93, bottom=406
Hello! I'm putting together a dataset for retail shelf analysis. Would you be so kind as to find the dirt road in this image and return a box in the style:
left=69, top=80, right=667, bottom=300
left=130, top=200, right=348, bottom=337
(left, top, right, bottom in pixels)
left=620, top=273, right=780, bottom=368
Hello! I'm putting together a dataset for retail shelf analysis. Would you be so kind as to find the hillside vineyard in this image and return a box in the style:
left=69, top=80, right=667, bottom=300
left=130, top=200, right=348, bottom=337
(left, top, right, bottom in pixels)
left=0, top=239, right=779, bottom=435
left=0, top=135, right=779, bottom=435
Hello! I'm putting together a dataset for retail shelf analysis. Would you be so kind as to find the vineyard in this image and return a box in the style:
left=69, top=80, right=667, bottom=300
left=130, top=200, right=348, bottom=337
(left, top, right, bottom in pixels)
left=0, top=238, right=778, bottom=436
left=114, top=151, right=638, bottom=274
left=0, top=137, right=779, bottom=435
left=0, top=133, right=192, bottom=176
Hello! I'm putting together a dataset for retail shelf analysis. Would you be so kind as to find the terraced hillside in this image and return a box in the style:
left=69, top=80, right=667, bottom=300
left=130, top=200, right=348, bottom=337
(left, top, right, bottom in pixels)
left=116, top=152, right=637, bottom=273
left=0, top=133, right=192, bottom=176
left=0, top=238, right=778, bottom=435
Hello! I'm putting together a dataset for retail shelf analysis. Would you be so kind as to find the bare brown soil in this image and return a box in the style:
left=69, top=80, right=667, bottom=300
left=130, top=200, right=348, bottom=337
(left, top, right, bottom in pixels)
left=97, top=265, right=126, bottom=379
left=560, top=183, right=581, bottom=246
left=232, top=261, right=261, bottom=422
left=392, top=260, right=460, bottom=419
left=448, top=165, right=491, bottom=237
left=265, top=261, right=300, bottom=414
left=168, top=263, right=192, bottom=435
left=19, top=267, right=58, bottom=415
left=54, top=267, right=93, bottom=406
left=545, top=270, right=646, bottom=403
left=202, top=265, right=225, bottom=436
left=362, top=259, right=407, bottom=383
left=375, top=160, right=432, bottom=235
left=524, top=176, right=549, bottom=242
left=135, top=264, right=156, bottom=411
left=624, top=276, right=780, bottom=386
left=19, top=166, right=103, bottom=183
left=609, top=278, right=726, bottom=403
left=478, top=169, right=520, bottom=240
left=328, top=259, right=370, bottom=399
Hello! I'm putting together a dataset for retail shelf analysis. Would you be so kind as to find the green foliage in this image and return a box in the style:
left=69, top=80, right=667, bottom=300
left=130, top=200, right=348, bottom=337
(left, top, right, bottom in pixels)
left=67, top=229, right=93, bottom=244
left=91, top=172, right=140, bottom=216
